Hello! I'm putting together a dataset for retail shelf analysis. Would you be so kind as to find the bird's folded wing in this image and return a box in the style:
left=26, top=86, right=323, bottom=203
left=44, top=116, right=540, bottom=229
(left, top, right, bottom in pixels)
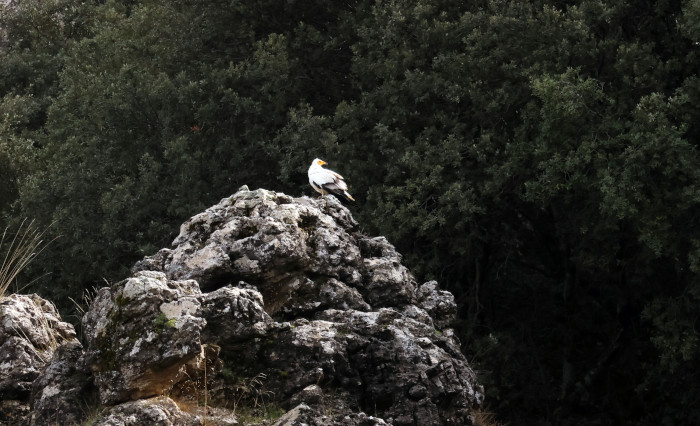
left=309, top=170, right=338, bottom=186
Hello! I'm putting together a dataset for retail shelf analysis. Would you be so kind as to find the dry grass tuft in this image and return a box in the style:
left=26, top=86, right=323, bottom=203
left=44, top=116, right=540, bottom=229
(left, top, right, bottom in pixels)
left=0, top=218, right=55, bottom=298
left=474, top=408, right=507, bottom=426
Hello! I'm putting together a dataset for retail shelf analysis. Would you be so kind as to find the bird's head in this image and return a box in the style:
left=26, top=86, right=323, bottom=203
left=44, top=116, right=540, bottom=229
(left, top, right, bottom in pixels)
left=313, top=158, right=327, bottom=166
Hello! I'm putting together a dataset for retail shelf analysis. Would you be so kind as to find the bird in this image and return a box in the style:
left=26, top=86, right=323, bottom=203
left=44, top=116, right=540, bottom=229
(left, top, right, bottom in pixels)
left=308, top=158, right=355, bottom=203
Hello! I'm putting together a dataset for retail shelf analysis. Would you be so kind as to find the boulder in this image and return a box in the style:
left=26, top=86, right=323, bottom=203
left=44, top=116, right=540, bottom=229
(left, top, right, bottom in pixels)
left=0, top=293, right=78, bottom=424
left=95, top=396, right=238, bottom=426
left=82, top=271, right=209, bottom=405
left=131, top=187, right=415, bottom=316
left=30, top=340, right=93, bottom=426
left=44, top=186, right=483, bottom=424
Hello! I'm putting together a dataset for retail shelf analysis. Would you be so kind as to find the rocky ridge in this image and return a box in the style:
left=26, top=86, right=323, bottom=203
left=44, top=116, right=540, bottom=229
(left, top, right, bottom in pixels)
left=0, top=187, right=483, bottom=425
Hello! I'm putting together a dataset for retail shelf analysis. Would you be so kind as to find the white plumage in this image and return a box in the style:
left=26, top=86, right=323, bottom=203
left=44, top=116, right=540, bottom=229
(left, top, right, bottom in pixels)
left=308, top=158, right=355, bottom=202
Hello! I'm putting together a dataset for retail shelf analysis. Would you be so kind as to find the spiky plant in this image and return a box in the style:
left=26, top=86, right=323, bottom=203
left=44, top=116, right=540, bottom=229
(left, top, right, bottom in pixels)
left=0, top=219, right=53, bottom=298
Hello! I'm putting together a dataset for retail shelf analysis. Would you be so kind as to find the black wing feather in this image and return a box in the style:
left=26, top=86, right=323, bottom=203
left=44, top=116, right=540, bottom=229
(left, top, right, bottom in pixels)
left=322, top=183, right=354, bottom=203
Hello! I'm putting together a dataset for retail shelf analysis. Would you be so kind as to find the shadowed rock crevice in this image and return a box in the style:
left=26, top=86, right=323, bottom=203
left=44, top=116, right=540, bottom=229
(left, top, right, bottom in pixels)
left=7, top=187, right=482, bottom=425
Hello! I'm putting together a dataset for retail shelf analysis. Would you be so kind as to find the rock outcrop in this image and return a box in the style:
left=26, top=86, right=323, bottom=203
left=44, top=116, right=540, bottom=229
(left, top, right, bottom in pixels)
left=0, top=294, right=78, bottom=424
left=5, top=187, right=483, bottom=425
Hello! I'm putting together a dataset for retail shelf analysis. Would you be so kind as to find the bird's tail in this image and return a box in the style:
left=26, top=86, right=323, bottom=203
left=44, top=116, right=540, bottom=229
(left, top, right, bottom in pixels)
left=331, top=190, right=355, bottom=203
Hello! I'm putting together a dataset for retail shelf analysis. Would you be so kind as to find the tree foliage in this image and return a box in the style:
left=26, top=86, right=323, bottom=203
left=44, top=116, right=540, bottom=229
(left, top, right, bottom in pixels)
left=2, top=0, right=700, bottom=423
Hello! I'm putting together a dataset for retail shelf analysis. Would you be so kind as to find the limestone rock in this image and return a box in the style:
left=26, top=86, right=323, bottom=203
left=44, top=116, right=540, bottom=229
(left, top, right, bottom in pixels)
left=0, top=399, right=30, bottom=426
left=30, top=340, right=93, bottom=426
left=416, top=280, right=458, bottom=330
left=0, top=294, right=78, bottom=424
left=96, top=396, right=212, bottom=425
left=272, top=404, right=390, bottom=426
left=82, top=271, right=207, bottom=405
left=75, top=187, right=483, bottom=424
left=135, top=187, right=418, bottom=317
left=199, top=285, right=274, bottom=347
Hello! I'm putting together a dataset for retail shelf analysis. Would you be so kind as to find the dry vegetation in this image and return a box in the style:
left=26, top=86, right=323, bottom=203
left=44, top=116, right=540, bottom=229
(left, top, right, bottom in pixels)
left=0, top=219, right=53, bottom=298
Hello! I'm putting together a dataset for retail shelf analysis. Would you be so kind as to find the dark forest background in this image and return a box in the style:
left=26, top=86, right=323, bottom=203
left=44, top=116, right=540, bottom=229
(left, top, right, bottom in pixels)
left=2, top=0, right=700, bottom=424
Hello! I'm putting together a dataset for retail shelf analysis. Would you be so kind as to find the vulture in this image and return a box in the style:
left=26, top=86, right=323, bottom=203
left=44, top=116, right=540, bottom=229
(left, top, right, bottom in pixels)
left=308, top=158, right=355, bottom=202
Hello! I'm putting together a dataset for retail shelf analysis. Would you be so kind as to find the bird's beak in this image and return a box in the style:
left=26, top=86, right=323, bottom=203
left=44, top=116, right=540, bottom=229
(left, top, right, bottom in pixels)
left=318, top=160, right=327, bottom=166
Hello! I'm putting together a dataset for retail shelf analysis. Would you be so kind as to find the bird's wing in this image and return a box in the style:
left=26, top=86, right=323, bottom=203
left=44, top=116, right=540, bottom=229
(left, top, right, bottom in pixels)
left=309, top=169, right=342, bottom=187
left=322, top=181, right=348, bottom=193
left=309, top=165, right=355, bottom=202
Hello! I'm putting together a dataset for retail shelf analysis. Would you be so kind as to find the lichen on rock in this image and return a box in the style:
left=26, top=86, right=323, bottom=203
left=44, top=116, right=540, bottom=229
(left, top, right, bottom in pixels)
left=82, top=271, right=207, bottom=405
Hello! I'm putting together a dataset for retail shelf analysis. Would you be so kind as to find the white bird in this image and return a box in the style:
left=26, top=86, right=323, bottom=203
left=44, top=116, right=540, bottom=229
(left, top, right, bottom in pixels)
left=308, top=158, right=355, bottom=203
